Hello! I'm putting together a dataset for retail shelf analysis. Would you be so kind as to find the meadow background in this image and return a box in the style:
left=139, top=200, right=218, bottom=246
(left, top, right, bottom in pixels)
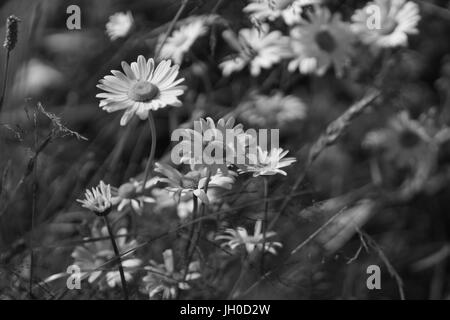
left=0, top=0, right=450, bottom=299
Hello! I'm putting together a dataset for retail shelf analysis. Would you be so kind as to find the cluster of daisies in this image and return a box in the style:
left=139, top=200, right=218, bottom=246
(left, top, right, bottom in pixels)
left=105, top=0, right=420, bottom=78
left=66, top=0, right=422, bottom=299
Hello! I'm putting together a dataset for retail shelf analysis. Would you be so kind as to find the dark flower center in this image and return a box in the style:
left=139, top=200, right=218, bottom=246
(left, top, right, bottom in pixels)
left=399, top=129, right=421, bottom=149
left=128, top=81, right=159, bottom=102
left=315, top=30, right=337, bottom=53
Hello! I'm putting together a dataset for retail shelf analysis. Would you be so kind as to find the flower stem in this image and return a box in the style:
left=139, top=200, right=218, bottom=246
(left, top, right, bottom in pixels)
left=155, top=0, right=190, bottom=58
left=29, top=110, right=38, bottom=298
left=0, top=50, right=11, bottom=113
left=183, top=169, right=211, bottom=280
left=228, top=254, right=247, bottom=299
left=182, top=195, right=198, bottom=280
left=142, top=112, right=156, bottom=190
left=261, top=176, right=269, bottom=273
left=103, top=215, right=129, bottom=300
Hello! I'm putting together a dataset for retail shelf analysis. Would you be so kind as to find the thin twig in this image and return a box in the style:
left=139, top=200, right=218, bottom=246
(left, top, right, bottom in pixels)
left=103, top=215, right=129, bottom=300
left=359, top=231, right=405, bottom=300
left=268, top=90, right=380, bottom=231
left=241, top=208, right=347, bottom=297
left=155, top=0, right=190, bottom=58
left=29, top=109, right=38, bottom=298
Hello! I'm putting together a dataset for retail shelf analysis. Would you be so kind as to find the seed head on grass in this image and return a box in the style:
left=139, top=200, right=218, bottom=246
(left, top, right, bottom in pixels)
left=3, top=15, right=20, bottom=51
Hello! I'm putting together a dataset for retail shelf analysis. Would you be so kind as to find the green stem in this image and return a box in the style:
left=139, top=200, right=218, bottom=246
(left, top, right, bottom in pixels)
left=183, top=168, right=212, bottom=281
left=182, top=195, right=198, bottom=281
left=103, top=215, right=129, bottom=300
left=142, top=112, right=156, bottom=190
left=155, top=0, right=190, bottom=58
left=261, top=176, right=269, bottom=273
left=0, top=50, right=11, bottom=113
left=228, top=254, right=247, bottom=299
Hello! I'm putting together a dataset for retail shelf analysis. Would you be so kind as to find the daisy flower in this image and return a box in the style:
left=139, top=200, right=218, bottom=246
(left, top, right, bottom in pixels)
left=159, top=17, right=208, bottom=64
left=288, top=7, right=355, bottom=77
left=351, top=0, right=420, bottom=48
left=155, top=162, right=235, bottom=204
left=77, top=181, right=113, bottom=216
left=239, top=92, right=307, bottom=128
left=220, top=24, right=291, bottom=76
left=111, top=178, right=158, bottom=213
left=97, top=55, right=185, bottom=126
left=106, top=11, right=134, bottom=41
left=177, top=191, right=232, bottom=220
left=244, top=0, right=322, bottom=25
left=239, top=146, right=296, bottom=177
left=215, top=220, right=282, bottom=255
left=71, top=226, right=141, bottom=289
left=142, top=249, right=201, bottom=300
left=174, top=117, right=252, bottom=174
left=363, top=111, right=432, bottom=168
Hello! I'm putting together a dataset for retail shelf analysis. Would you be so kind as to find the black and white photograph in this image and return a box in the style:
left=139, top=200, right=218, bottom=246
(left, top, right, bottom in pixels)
left=0, top=0, right=450, bottom=304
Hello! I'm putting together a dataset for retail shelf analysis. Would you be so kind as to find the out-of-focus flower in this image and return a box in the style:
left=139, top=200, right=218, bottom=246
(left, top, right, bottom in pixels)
left=111, top=178, right=158, bottom=213
left=97, top=55, right=185, bottom=126
left=142, top=249, right=201, bottom=299
left=77, top=181, right=113, bottom=215
left=176, top=190, right=232, bottom=220
left=220, top=24, right=290, bottom=76
left=177, top=200, right=194, bottom=220
left=288, top=7, right=354, bottom=77
left=244, top=0, right=322, bottom=25
left=71, top=226, right=141, bottom=289
left=351, top=0, right=420, bottom=48
left=216, top=220, right=282, bottom=255
left=13, top=59, right=65, bottom=97
left=106, top=11, right=134, bottom=41
left=239, top=147, right=296, bottom=177
left=175, top=117, right=251, bottom=174
left=239, top=92, right=307, bottom=128
left=159, top=17, right=208, bottom=64
left=363, top=111, right=432, bottom=168
left=155, top=163, right=235, bottom=204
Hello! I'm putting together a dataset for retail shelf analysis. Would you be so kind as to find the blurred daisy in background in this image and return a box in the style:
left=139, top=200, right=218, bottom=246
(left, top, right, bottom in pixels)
left=159, top=17, right=208, bottom=64
left=244, top=0, right=322, bottom=26
left=111, top=178, right=158, bottom=213
left=351, top=0, right=420, bottom=48
left=239, top=147, right=296, bottom=177
left=215, top=220, right=282, bottom=255
left=12, top=59, right=65, bottom=98
left=220, top=24, right=290, bottom=76
left=155, top=163, right=235, bottom=204
left=97, top=55, right=185, bottom=126
left=239, top=92, right=307, bottom=128
left=71, top=226, right=142, bottom=289
left=175, top=117, right=251, bottom=174
left=142, top=249, right=201, bottom=299
left=176, top=190, right=233, bottom=220
left=363, top=111, right=432, bottom=168
left=106, top=11, right=134, bottom=41
left=77, top=181, right=113, bottom=215
left=288, top=7, right=354, bottom=77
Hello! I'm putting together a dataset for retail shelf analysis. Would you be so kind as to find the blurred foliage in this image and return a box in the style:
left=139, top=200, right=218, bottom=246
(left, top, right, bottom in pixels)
left=0, top=0, right=450, bottom=300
